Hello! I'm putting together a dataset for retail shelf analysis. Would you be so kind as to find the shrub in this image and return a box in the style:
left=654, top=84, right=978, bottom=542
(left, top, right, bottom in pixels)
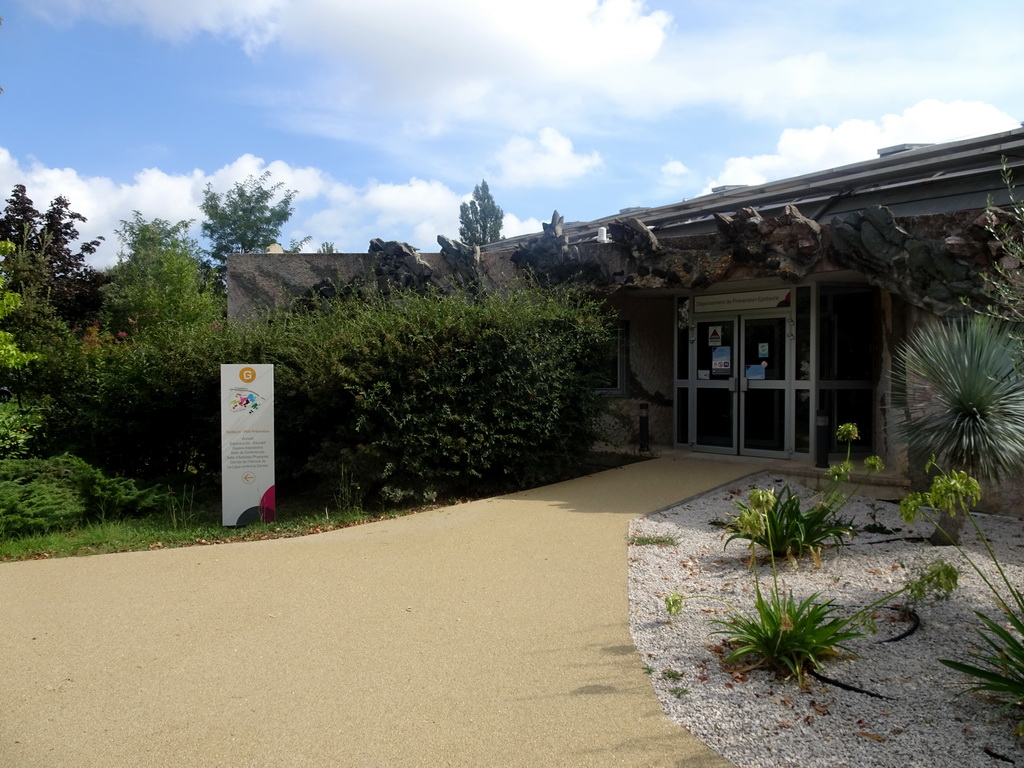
left=0, top=474, right=84, bottom=538
left=13, top=283, right=612, bottom=503
left=274, top=285, right=612, bottom=503
left=0, top=454, right=168, bottom=538
left=723, top=484, right=855, bottom=567
left=0, top=402, right=44, bottom=459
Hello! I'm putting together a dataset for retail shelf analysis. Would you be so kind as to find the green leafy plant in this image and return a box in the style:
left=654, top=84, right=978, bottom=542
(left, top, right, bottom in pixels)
left=0, top=402, right=44, bottom=459
left=940, top=611, right=1024, bottom=737
left=670, top=454, right=959, bottom=687
left=723, top=424, right=883, bottom=567
left=723, top=484, right=854, bottom=568
left=709, top=586, right=864, bottom=687
left=666, top=555, right=956, bottom=688
left=818, top=423, right=885, bottom=514
left=901, top=460, right=1024, bottom=735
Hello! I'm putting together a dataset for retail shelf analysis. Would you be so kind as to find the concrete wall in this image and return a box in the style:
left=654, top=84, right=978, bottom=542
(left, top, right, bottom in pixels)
left=599, top=295, right=676, bottom=448
left=227, top=251, right=519, bottom=320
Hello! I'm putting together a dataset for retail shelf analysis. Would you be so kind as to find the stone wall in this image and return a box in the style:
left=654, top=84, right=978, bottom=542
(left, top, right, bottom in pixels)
left=229, top=207, right=1006, bottom=322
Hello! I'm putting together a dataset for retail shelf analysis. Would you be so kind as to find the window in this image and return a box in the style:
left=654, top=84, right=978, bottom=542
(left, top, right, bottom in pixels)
left=596, top=322, right=629, bottom=395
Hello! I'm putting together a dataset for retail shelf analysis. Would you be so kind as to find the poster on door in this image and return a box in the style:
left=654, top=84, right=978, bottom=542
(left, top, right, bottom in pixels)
left=708, top=325, right=723, bottom=347
left=711, top=346, right=731, bottom=373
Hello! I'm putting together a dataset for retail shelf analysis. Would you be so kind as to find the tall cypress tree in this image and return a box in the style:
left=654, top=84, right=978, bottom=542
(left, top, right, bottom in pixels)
left=458, top=180, right=504, bottom=246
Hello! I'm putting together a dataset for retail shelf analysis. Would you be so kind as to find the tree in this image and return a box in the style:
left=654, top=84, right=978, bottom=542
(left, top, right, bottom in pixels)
left=200, top=171, right=297, bottom=265
left=458, top=180, right=504, bottom=246
left=0, top=241, right=41, bottom=370
left=286, top=236, right=312, bottom=253
left=102, top=212, right=222, bottom=334
left=979, top=161, right=1024, bottom=321
left=0, top=184, right=106, bottom=329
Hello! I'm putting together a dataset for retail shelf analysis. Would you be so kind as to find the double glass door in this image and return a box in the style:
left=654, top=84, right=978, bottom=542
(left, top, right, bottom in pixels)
left=690, top=314, right=790, bottom=457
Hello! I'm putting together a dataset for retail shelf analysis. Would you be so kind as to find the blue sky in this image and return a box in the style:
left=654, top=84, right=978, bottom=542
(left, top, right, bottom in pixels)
left=2, top=0, right=1023, bottom=268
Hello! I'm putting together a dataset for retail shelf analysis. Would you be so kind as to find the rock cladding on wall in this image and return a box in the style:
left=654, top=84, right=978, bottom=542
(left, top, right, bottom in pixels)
left=505, top=205, right=827, bottom=292
left=227, top=205, right=1010, bottom=320
left=829, top=206, right=1004, bottom=316
left=513, top=205, right=1007, bottom=317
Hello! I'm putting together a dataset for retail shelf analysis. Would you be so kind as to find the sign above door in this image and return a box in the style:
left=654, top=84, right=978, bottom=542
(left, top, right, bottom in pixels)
left=693, top=289, right=792, bottom=313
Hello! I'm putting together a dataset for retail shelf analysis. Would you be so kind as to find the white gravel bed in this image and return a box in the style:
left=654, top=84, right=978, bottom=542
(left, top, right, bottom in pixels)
left=628, top=472, right=1024, bottom=768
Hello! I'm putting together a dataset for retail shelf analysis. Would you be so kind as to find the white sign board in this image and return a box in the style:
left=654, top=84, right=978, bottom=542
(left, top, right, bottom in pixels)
left=693, top=289, right=792, bottom=313
left=221, top=364, right=275, bottom=527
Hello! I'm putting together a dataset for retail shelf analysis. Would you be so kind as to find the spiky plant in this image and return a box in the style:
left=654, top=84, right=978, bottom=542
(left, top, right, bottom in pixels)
left=892, top=314, right=1024, bottom=543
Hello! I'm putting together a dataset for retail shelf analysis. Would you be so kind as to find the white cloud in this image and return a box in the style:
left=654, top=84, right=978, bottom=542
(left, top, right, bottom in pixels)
left=26, top=0, right=675, bottom=133
left=496, top=128, right=603, bottom=188
left=502, top=213, right=544, bottom=239
left=22, top=0, right=1024, bottom=143
left=29, top=0, right=287, bottom=52
left=0, top=149, right=505, bottom=265
left=0, top=149, right=204, bottom=267
left=700, top=100, right=1021, bottom=193
left=362, top=178, right=465, bottom=246
left=656, top=158, right=691, bottom=193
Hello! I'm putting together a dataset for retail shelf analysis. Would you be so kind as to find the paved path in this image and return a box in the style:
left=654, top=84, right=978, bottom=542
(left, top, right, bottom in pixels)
left=0, top=456, right=753, bottom=767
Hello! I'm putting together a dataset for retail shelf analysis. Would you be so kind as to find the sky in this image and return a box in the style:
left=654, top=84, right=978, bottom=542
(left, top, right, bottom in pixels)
left=1, top=0, right=1023, bottom=269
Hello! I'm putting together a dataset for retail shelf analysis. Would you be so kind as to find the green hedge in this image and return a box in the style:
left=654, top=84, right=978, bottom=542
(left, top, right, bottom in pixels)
left=17, top=285, right=612, bottom=505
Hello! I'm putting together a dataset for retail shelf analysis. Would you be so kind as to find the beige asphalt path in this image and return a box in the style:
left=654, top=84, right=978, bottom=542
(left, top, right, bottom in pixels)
left=0, top=456, right=753, bottom=768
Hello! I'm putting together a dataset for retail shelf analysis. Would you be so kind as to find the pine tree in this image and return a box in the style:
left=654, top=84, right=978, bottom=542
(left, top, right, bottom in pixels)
left=458, top=180, right=504, bottom=246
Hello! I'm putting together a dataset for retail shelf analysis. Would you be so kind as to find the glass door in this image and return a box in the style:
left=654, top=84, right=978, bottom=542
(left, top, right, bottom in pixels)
left=687, top=313, right=791, bottom=457
left=740, top=316, right=788, bottom=456
left=692, top=318, right=736, bottom=453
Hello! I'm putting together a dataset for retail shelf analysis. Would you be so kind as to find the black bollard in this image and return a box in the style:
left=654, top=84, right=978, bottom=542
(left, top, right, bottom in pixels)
left=639, top=402, right=650, bottom=453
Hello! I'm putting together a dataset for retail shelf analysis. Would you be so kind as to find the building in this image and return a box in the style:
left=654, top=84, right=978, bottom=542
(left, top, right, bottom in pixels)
left=228, top=126, right=1024, bottom=511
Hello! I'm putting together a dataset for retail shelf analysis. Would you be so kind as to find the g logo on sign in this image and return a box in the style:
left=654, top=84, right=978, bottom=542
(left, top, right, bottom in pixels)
left=239, top=367, right=257, bottom=384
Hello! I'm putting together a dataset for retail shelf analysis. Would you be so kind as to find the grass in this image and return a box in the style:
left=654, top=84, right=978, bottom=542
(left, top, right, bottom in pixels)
left=0, top=451, right=650, bottom=563
left=0, top=484, right=406, bottom=562
left=629, top=534, right=679, bottom=547
left=0, top=454, right=621, bottom=562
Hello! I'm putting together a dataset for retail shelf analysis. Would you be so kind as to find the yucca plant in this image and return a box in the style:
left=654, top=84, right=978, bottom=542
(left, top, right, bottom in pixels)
left=892, top=314, right=1024, bottom=544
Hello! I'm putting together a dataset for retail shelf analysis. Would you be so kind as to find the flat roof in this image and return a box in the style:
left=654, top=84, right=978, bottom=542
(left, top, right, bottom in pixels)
left=490, top=126, right=1024, bottom=249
